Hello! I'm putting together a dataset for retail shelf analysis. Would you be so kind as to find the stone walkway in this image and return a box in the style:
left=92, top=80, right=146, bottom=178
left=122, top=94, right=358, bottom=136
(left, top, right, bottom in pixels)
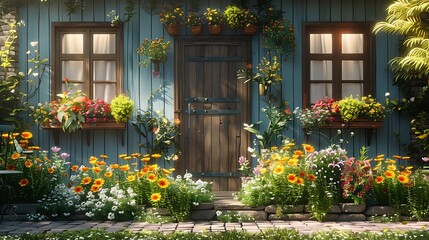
left=1, top=220, right=429, bottom=235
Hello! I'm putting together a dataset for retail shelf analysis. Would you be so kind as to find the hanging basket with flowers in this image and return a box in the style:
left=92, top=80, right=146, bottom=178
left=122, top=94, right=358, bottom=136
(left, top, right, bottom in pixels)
left=159, top=4, right=184, bottom=36
left=137, top=37, right=171, bottom=77
left=262, top=18, right=295, bottom=56
left=204, top=8, right=224, bottom=35
left=186, top=11, right=204, bottom=36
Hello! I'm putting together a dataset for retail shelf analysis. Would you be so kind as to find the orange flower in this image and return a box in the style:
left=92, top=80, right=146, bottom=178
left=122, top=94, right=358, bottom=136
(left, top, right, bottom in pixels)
left=81, top=177, right=92, bottom=185
left=296, top=177, right=304, bottom=185
left=118, top=154, right=127, bottom=159
left=287, top=174, right=297, bottom=183
left=110, top=164, right=119, bottom=169
left=92, top=167, right=102, bottom=173
left=71, top=165, right=79, bottom=171
left=149, top=164, right=158, bottom=171
left=141, top=157, right=151, bottom=162
left=73, top=186, right=83, bottom=193
left=375, top=176, right=385, bottom=184
left=148, top=173, right=157, bottom=182
left=294, top=150, right=304, bottom=156
left=93, top=178, right=105, bottom=186
left=157, top=178, right=169, bottom=188
left=120, top=164, right=130, bottom=171
left=28, top=146, right=40, bottom=150
left=21, top=131, right=33, bottom=139
left=174, top=118, right=180, bottom=125
left=402, top=156, right=410, bottom=161
left=10, top=153, right=20, bottom=160
left=141, top=167, right=150, bottom=174
left=307, top=174, right=316, bottom=181
left=137, top=172, right=144, bottom=178
left=47, top=168, right=55, bottom=174
left=19, top=178, right=29, bottom=187
left=25, top=160, right=33, bottom=168
left=131, top=153, right=141, bottom=158
left=100, top=154, right=108, bottom=159
left=80, top=166, right=89, bottom=172
left=303, top=144, right=315, bottom=153
left=384, top=170, right=395, bottom=178
left=90, top=184, right=101, bottom=193
left=150, top=193, right=161, bottom=202
left=387, top=165, right=396, bottom=171
left=124, top=156, right=132, bottom=161
left=6, top=164, right=16, bottom=170
left=36, top=158, right=43, bottom=163
left=397, top=174, right=409, bottom=184
left=392, top=155, right=402, bottom=159
left=299, top=171, right=306, bottom=178
left=104, top=171, right=113, bottom=178
left=273, top=165, right=284, bottom=175
left=287, top=159, right=299, bottom=166
left=152, top=153, right=162, bottom=159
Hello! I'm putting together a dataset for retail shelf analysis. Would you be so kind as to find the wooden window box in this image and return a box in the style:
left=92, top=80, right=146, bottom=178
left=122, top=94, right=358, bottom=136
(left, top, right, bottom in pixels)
left=42, top=121, right=126, bottom=146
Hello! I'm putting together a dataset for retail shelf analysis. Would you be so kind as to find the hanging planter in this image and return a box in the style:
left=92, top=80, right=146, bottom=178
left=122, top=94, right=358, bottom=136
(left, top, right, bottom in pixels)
left=137, top=38, right=171, bottom=79
left=165, top=23, right=181, bottom=36
left=243, top=25, right=258, bottom=35
left=190, top=25, right=203, bottom=36
left=186, top=12, right=204, bottom=36
left=208, top=25, right=222, bottom=35
left=259, top=83, right=269, bottom=96
left=152, top=60, right=160, bottom=78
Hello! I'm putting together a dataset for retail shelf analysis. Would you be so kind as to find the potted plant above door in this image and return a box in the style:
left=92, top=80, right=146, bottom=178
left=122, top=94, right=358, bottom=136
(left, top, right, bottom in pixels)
left=237, top=55, right=282, bottom=96
left=159, top=4, right=184, bottom=36
left=137, top=37, right=171, bottom=78
left=242, top=9, right=259, bottom=35
left=204, top=8, right=223, bottom=35
left=224, top=5, right=243, bottom=30
left=186, top=11, right=204, bottom=36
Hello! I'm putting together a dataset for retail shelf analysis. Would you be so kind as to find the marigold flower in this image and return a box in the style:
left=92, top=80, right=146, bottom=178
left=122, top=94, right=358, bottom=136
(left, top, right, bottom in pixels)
left=104, top=171, right=113, bottom=178
left=157, top=178, right=169, bottom=188
left=110, top=164, right=120, bottom=169
left=273, top=165, right=284, bottom=175
left=392, top=155, right=402, bottom=159
left=127, top=175, right=136, bottom=182
left=90, top=184, right=101, bottom=193
left=375, top=176, right=385, bottom=184
left=307, top=174, right=316, bottom=181
left=93, top=178, right=105, bottom=186
left=162, top=168, right=171, bottom=175
left=81, top=177, right=92, bottom=185
left=152, top=153, right=162, bottom=159
left=270, top=146, right=278, bottom=151
left=397, top=174, right=409, bottom=184
left=384, top=170, right=395, bottom=178
left=299, top=171, right=306, bottom=178
left=6, top=164, right=16, bottom=170
left=151, top=193, right=161, bottom=202
left=118, top=154, right=127, bottom=159
left=287, top=159, right=299, bottom=166
left=21, top=131, right=33, bottom=139
left=25, top=160, right=33, bottom=168
left=19, top=178, right=29, bottom=187
left=36, top=158, right=43, bottom=163
left=148, top=173, right=157, bottom=182
left=296, top=177, right=304, bottom=185
left=95, top=161, right=106, bottom=166
left=80, top=166, right=90, bottom=172
left=174, top=118, right=180, bottom=125
left=131, top=153, right=141, bottom=158
left=89, top=156, right=98, bottom=164
left=69, top=165, right=78, bottom=171
left=10, top=153, right=20, bottom=160
left=137, top=172, right=144, bottom=178
left=149, top=164, right=158, bottom=171
left=303, top=144, right=315, bottom=153
left=124, top=156, right=132, bottom=161
left=120, top=164, right=130, bottom=171
left=387, top=165, right=396, bottom=171
left=387, top=159, right=396, bottom=165
left=141, top=167, right=150, bottom=174
left=141, top=157, right=151, bottom=162
left=73, top=186, right=83, bottom=193
left=287, top=174, right=297, bottom=183
left=47, top=168, right=55, bottom=174
left=402, top=156, right=410, bottom=161
left=92, top=167, right=102, bottom=173
left=100, top=154, right=108, bottom=159
left=294, top=150, right=304, bottom=156
left=2, top=133, right=8, bottom=138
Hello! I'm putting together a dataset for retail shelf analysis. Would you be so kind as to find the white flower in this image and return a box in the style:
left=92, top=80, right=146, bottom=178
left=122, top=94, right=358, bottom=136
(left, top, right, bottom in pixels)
left=410, top=97, right=415, bottom=102
left=63, top=213, right=70, bottom=217
left=108, top=212, right=115, bottom=220
left=337, top=129, right=341, bottom=134
left=26, top=51, right=31, bottom=55
left=30, top=41, right=38, bottom=47
left=247, top=147, right=255, bottom=153
left=111, top=206, right=118, bottom=211
left=385, top=92, right=390, bottom=97
left=216, top=211, right=222, bottom=216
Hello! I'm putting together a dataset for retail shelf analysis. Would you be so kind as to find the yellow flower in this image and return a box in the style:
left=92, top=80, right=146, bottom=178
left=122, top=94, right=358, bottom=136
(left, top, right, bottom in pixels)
left=296, top=177, right=304, bottom=185
left=273, top=165, right=284, bottom=175
left=118, top=154, right=127, bottom=159
left=89, top=156, right=98, bottom=164
left=151, top=193, right=161, bottom=202
left=93, top=178, right=105, bottom=186
left=127, top=175, right=136, bottom=182
left=287, top=174, right=297, bottom=183
left=397, top=174, right=409, bottom=184
left=92, top=167, right=102, bottom=173
left=387, top=165, right=396, bottom=171
left=384, top=170, right=395, bottom=179
left=104, top=171, right=113, bottom=178
left=148, top=173, right=157, bottom=182
left=90, top=185, right=101, bottom=193
left=152, top=153, right=162, bottom=159
left=287, top=159, right=299, bottom=166
left=81, top=177, right=92, bottom=185
left=120, top=164, right=130, bottom=171
left=21, top=131, right=33, bottom=139
left=375, top=176, right=385, bottom=184
left=24, top=160, right=33, bottom=168
left=157, top=178, right=169, bottom=188
left=110, top=164, right=119, bottom=169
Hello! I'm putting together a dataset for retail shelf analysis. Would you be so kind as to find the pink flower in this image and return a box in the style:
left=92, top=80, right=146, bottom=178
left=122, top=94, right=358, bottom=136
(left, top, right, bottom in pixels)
left=51, top=146, right=61, bottom=153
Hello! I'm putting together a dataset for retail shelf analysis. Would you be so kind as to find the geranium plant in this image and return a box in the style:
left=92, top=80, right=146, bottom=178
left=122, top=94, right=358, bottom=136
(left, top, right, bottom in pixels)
left=137, top=37, right=171, bottom=67
left=294, top=97, right=339, bottom=129
left=82, top=99, right=112, bottom=124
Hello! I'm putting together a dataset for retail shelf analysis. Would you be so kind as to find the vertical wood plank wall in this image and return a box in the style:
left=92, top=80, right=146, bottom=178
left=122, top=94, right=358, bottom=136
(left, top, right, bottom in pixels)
left=17, top=0, right=408, bottom=167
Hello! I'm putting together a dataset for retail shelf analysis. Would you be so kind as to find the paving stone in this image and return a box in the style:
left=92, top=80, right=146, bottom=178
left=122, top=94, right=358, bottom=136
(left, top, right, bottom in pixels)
left=364, top=206, right=396, bottom=216
left=191, top=210, right=216, bottom=220
left=336, top=214, right=367, bottom=221
left=341, top=203, right=366, bottom=213
left=265, top=205, right=304, bottom=213
left=268, top=213, right=312, bottom=221
left=193, top=202, right=214, bottom=210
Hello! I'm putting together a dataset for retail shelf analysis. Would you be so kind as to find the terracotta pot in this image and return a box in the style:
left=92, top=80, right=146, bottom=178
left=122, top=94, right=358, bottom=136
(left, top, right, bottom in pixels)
left=166, top=23, right=181, bottom=36
left=243, top=25, right=258, bottom=35
left=259, top=84, right=269, bottom=96
left=190, top=25, right=203, bottom=36
left=208, top=25, right=222, bottom=35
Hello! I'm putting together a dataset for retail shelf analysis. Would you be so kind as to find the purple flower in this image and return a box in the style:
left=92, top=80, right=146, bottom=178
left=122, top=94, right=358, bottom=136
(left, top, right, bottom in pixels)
left=61, top=152, right=70, bottom=160
left=238, top=156, right=247, bottom=165
left=51, top=146, right=61, bottom=153
left=422, top=157, right=429, bottom=162
left=253, top=165, right=262, bottom=177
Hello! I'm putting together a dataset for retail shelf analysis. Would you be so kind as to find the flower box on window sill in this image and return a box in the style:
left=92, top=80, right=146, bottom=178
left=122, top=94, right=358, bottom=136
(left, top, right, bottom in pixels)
left=42, top=120, right=126, bottom=146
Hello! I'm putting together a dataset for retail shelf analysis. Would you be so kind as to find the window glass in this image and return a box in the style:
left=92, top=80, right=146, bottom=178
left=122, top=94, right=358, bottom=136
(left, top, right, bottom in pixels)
left=310, top=34, right=332, bottom=54
left=342, top=34, right=363, bottom=54
left=62, top=34, right=83, bottom=54
left=342, top=60, right=363, bottom=80
left=93, top=84, right=116, bottom=102
left=310, top=60, right=332, bottom=80
left=310, top=83, right=332, bottom=104
left=342, top=83, right=363, bottom=98
left=62, top=61, right=84, bottom=81
left=93, top=34, right=116, bottom=54
left=93, top=61, right=116, bottom=81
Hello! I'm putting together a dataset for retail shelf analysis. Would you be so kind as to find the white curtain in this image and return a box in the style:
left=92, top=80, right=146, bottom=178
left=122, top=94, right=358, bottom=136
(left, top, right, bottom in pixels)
left=93, top=34, right=116, bottom=102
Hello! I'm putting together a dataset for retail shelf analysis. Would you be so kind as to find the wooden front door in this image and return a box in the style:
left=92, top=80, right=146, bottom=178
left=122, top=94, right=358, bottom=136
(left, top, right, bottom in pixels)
left=174, top=37, right=251, bottom=191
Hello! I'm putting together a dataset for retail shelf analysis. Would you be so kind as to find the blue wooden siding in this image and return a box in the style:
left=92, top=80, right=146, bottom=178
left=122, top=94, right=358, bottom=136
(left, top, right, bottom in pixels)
left=17, top=0, right=408, bottom=166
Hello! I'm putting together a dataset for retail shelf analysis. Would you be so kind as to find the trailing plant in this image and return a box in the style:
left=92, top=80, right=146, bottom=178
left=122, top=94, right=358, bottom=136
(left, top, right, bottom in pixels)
left=110, top=94, right=134, bottom=123
left=262, top=18, right=295, bottom=56
left=107, top=0, right=137, bottom=27
left=137, top=37, right=171, bottom=67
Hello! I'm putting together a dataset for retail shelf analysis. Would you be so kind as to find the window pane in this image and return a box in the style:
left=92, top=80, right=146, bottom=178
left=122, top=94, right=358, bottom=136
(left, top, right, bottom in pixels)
left=310, top=60, right=332, bottom=80
left=93, top=34, right=116, bottom=54
left=93, top=61, right=116, bottom=81
left=310, top=83, right=332, bottom=104
left=94, top=83, right=116, bottom=102
left=342, top=83, right=363, bottom=98
left=62, top=83, right=83, bottom=93
left=342, top=34, right=363, bottom=53
left=62, top=34, right=83, bottom=54
left=310, top=34, right=332, bottom=54
left=62, top=61, right=84, bottom=81
left=342, top=60, right=363, bottom=80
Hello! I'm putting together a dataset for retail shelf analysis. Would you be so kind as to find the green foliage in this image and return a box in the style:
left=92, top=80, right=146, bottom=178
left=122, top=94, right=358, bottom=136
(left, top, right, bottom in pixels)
left=337, top=95, right=364, bottom=122
left=0, top=76, right=25, bottom=128
left=238, top=55, right=282, bottom=89
left=224, top=5, right=243, bottom=29
left=204, top=8, right=223, bottom=26
left=110, top=94, right=134, bottom=123
left=406, top=169, right=429, bottom=220
left=216, top=210, right=255, bottom=223
left=262, top=18, right=295, bottom=56
left=137, top=37, right=171, bottom=67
